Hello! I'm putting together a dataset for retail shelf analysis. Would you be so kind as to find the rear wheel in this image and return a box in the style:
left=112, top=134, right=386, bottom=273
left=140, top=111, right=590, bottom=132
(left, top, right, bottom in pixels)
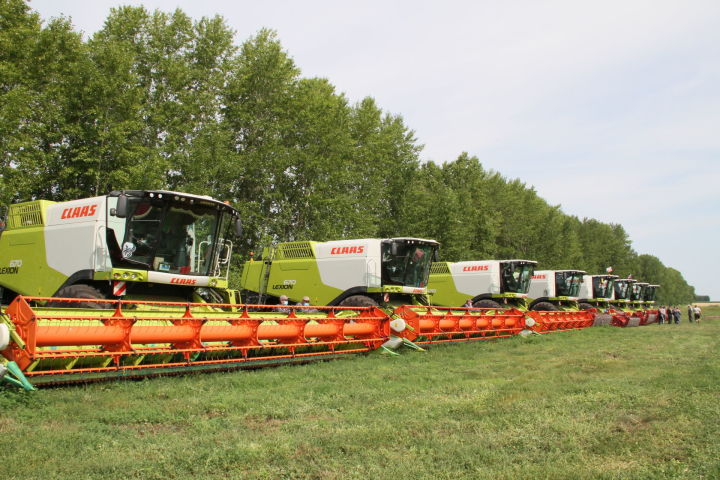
left=578, top=302, right=594, bottom=310
left=531, top=301, right=557, bottom=311
left=338, top=295, right=378, bottom=307
left=48, top=284, right=106, bottom=309
left=472, top=299, right=502, bottom=309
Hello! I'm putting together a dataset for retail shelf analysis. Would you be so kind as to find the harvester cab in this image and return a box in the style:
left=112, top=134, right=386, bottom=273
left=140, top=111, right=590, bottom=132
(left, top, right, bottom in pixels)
left=0, top=190, right=242, bottom=305
left=642, top=284, right=661, bottom=324
left=527, top=269, right=586, bottom=311
left=644, top=284, right=660, bottom=304
left=577, top=274, right=618, bottom=326
left=239, top=237, right=440, bottom=308
left=630, top=282, right=649, bottom=309
left=577, top=274, right=617, bottom=310
left=609, top=277, right=638, bottom=313
left=427, top=259, right=536, bottom=309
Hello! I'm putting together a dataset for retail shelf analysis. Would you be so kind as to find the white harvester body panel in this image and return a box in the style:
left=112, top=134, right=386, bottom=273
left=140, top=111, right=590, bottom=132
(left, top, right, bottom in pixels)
left=44, top=196, right=109, bottom=277
left=449, top=260, right=502, bottom=296
left=529, top=270, right=555, bottom=298
left=315, top=239, right=382, bottom=291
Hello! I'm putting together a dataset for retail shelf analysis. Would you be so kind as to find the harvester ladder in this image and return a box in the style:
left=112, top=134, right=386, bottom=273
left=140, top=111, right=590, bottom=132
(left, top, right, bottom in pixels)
left=257, top=245, right=276, bottom=305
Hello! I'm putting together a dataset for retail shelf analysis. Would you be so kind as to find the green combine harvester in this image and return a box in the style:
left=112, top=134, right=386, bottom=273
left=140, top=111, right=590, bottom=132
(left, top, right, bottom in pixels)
left=238, top=243, right=534, bottom=346
left=577, top=274, right=617, bottom=325
left=0, top=190, right=243, bottom=305
left=427, top=260, right=594, bottom=332
left=641, top=284, right=660, bottom=324
left=238, top=238, right=440, bottom=308
left=608, top=277, right=644, bottom=327
left=427, top=259, right=536, bottom=309
left=0, top=192, right=393, bottom=389
left=526, top=269, right=586, bottom=311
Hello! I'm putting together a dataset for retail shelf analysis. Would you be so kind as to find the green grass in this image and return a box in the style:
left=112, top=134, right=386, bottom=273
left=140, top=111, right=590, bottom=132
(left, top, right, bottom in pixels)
left=2, top=306, right=719, bottom=479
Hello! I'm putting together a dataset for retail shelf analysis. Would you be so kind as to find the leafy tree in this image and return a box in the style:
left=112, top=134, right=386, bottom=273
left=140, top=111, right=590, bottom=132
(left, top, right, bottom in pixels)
left=0, top=2, right=698, bottom=301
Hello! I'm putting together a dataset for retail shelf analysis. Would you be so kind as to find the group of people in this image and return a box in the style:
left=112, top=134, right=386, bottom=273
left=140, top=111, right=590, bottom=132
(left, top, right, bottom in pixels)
left=276, top=294, right=314, bottom=313
left=658, top=305, right=702, bottom=324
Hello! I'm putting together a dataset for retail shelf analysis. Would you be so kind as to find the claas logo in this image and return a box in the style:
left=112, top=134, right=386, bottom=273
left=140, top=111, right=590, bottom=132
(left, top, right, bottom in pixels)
left=532, top=274, right=546, bottom=279
left=330, top=245, right=365, bottom=255
left=462, top=265, right=489, bottom=272
left=61, top=204, right=98, bottom=219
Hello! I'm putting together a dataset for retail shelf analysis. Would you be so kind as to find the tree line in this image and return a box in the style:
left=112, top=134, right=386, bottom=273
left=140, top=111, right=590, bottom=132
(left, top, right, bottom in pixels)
left=0, top=1, right=696, bottom=304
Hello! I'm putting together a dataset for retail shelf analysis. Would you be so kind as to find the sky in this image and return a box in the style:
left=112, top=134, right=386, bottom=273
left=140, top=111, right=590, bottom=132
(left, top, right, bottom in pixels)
left=29, top=0, right=720, bottom=299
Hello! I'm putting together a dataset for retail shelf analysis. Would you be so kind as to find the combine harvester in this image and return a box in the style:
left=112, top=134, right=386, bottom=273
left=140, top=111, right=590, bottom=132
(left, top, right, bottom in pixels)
left=626, top=281, right=660, bottom=326
left=577, top=274, right=618, bottom=326
left=629, top=282, right=650, bottom=324
left=239, top=241, right=528, bottom=347
left=427, top=260, right=594, bottom=334
left=608, top=278, right=644, bottom=327
left=525, top=268, right=595, bottom=331
left=641, top=284, right=660, bottom=324
left=0, top=191, right=397, bottom=389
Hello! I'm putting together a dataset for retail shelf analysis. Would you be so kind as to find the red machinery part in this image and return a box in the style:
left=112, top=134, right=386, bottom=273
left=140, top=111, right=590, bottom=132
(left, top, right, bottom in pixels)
left=0, top=296, right=390, bottom=380
left=393, top=305, right=526, bottom=344
left=525, top=310, right=595, bottom=333
left=609, top=309, right=642, bottom=327
left=641, top=310, right=658, bottom=325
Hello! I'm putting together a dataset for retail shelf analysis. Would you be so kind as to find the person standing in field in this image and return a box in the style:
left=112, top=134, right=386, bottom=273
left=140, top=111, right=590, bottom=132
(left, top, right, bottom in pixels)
left=673, top=306, right=681, bottom=324
left=276, top=295, right=290, bottom=313
left=658, top=306, right=666, bottom=324
left=694, top=305, right=702, bottom=323
left=687, top=305, right=694, bottom=323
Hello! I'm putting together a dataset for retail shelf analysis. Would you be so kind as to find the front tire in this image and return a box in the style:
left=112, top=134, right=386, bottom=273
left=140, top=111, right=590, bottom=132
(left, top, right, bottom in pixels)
left=531, top=301, right=558, bottom=311
left=472, top=299, right=503, bottom=309
left=48, top=284, right=107, bottom=309
left=338, top=295, right=378, bottom=307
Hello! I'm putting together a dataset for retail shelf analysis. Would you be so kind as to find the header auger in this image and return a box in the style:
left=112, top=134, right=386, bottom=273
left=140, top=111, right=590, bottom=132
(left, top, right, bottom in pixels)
left=0, top=295, right=391, bottom=388
left=393, top=305, right=527, bottom=345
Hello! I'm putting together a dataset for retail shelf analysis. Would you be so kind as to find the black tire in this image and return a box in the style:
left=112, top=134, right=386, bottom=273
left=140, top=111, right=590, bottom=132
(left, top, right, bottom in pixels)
left=48, top=284, right=107, bottom=309
left=472, top=299, right=503, bottom=309
left=578, top=302, right=594, bottom=310
left=531, top=301, right=558, bottom=312
left=338, top=295, right=378, bottom=307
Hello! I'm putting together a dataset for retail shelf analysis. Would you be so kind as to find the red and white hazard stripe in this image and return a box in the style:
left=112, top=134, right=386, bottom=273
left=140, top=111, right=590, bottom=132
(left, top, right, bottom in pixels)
left=113, top=281, right=127, bottom=296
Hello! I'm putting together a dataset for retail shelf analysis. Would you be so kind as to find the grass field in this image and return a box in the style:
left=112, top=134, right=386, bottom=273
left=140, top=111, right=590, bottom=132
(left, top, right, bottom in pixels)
left=2, top=306, right=719, bottom=480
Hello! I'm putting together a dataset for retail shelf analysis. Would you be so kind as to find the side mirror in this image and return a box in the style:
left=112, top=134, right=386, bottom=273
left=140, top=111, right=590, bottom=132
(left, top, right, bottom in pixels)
left=112, top=194, right=128, bottom=218
left=234, top=218, right=243, bottom=238
left=433, top=249, right=440, bottom=262
left=390, top=243, right=399, bottom=256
